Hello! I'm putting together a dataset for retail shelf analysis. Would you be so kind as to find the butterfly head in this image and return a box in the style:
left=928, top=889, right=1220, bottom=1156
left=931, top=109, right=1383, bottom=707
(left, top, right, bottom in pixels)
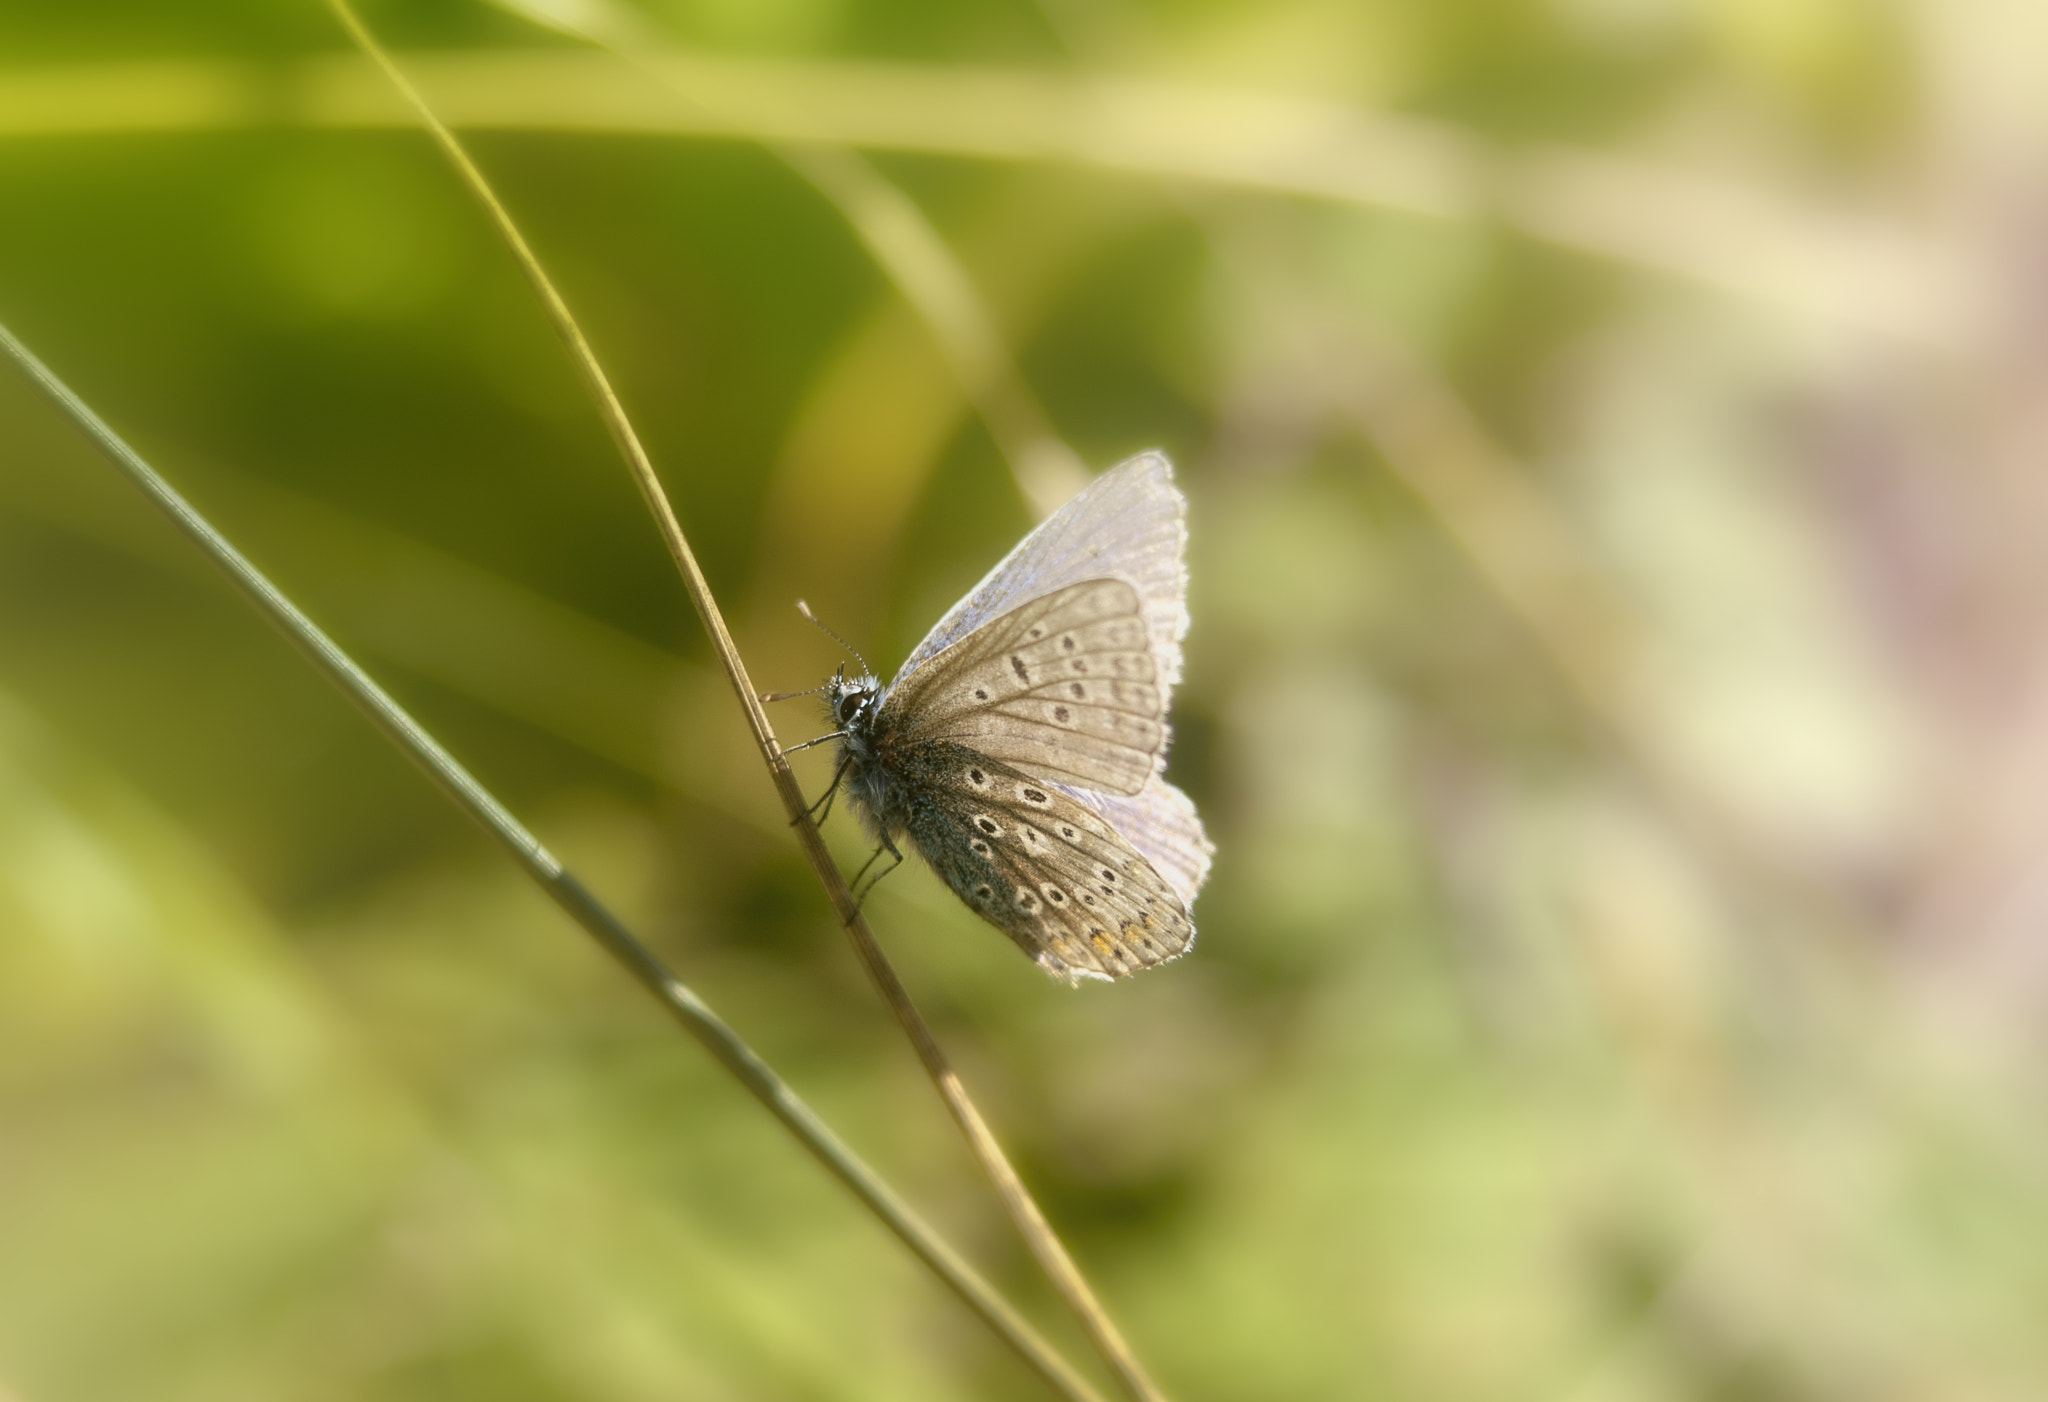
left=823, top=666, right=884, bottom=743
left=822, top=666, right=895, bottom=833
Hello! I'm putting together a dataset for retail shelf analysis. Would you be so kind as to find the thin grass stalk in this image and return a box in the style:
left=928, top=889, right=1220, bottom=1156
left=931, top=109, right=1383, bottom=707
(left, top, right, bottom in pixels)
left=0, top=50, right=1971, bottom=352
left=756, top=141, right=1087, bottom=515
left=487, top=0, right=1085, bottom=513
left=319, top=5, right=1172, bottom=1400
left=0, top=317, right=1109, bottom=1402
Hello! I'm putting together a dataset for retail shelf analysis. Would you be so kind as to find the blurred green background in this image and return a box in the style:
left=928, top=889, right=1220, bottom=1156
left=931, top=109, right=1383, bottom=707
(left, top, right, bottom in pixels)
left=6, top=0, right=2048, bottom=1399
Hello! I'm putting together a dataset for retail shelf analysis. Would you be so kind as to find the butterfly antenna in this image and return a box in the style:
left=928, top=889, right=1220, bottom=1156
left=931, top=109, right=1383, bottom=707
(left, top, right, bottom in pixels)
left=795, top=599, right=871, bottom=674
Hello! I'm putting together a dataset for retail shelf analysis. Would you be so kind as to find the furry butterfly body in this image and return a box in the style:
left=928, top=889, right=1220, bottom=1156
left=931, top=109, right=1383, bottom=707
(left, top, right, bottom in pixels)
left=821, top=452, right=1213, bottom=984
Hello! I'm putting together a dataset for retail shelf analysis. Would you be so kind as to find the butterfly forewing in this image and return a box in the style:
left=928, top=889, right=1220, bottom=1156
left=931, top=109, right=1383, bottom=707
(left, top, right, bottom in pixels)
left=883, top=579, right=1165, bottom=796
left=893, top=451, right=1189, bottom=696
left=904, top=749, right=1194, bottom=984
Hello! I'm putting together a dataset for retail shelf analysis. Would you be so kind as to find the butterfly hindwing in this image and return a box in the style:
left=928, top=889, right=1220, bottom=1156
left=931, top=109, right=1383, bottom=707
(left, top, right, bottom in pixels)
left=904, top=749, right=1194, bottom=984
left=1066, top=775, right=1213, bottom=908
left=882, top=579, right=1165, bottom=796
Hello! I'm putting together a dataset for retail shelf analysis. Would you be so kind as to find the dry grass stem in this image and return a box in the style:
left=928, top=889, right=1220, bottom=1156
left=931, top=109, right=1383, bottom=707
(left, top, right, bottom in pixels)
left=0, top=317, right=1112, bottom=1402
left=320, top=4, right=1170, bottom=1399
left=485, top=0, right=1086, bottom=513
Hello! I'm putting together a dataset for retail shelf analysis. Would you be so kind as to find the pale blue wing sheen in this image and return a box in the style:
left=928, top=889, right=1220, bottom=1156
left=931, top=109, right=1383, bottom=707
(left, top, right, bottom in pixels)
left=892, top=450, right=1189, bottom=698
left=1065, top=775, right=1213, bottom=907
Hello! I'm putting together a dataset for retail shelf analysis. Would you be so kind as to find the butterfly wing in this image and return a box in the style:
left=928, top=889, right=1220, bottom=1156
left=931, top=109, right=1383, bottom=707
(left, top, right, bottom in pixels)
left=903, top=751, right=1194, bottom=984
left=1065, top=775, right=1213, bottom=908
left=854, top=450, right=1209, bottom=982
left=893, top=450, right=1189, bottom=699
left=882, top=578, right=1163, bottom=795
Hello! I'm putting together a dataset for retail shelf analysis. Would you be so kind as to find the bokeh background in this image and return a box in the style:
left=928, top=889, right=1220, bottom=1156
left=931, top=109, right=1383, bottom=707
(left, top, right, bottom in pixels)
left=6, top=1, right=2048, bottom=1399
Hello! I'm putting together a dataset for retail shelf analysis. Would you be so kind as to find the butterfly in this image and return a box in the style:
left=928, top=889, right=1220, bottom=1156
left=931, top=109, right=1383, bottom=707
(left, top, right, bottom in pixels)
left=802, top=451, right=1213, bottom=985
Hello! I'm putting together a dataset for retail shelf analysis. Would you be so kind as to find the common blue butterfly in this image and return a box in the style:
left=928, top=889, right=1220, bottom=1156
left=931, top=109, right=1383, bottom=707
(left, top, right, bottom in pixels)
left=814, top=452, right=1212, bottom=984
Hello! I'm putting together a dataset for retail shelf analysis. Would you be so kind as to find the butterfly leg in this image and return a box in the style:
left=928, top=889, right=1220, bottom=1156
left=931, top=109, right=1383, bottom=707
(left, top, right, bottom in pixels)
left=847, top=836, right=904, bottom=913
left=799, top=752, right=852, bottom=828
